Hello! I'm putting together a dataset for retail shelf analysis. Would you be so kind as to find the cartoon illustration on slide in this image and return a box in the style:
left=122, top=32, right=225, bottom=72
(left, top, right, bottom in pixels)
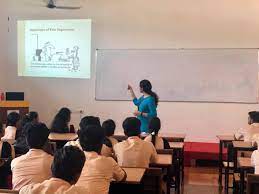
left=32, top=34, right=80, bottom=72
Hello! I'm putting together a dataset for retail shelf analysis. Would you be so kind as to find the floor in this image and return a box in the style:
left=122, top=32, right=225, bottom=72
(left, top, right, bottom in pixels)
left=173, top=167, right=233, bottom=194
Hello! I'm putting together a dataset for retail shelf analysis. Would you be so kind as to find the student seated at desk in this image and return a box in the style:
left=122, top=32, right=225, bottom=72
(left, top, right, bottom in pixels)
left=0, top=121, right=15, bottom=189
left=15, top=112, right=39, bottom=155
left=11, top=123, right=53, bottom=190
left=20, top=146, right=89, bottom=194
left=101, top=119, right=118, bottom=157
left=65, top=116, right=101, bottom=149
left=114, top=117, right=157, bottom=168
left=235, top=111, right=259, bottom=142
left=144, top=117, right=170, bottom=149
left=1, top=112, right=20, bottom=141
left=76, top=125, right=126, bottom=194
left=50, top=107, right=71, bottom=133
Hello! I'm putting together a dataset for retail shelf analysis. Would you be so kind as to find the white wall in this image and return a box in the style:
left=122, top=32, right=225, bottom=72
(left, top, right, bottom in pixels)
left=2, top=0, right=259, bottom=142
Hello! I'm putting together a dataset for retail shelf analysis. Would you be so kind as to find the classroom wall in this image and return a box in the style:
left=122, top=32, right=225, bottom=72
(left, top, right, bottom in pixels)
left=0, top=1, right=8, bottom=91
left=2, top=0, right=259, bottom=142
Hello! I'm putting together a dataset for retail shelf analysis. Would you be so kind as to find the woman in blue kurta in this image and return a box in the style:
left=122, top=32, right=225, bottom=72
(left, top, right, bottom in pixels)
left=128, top=80, right=159, bottom=133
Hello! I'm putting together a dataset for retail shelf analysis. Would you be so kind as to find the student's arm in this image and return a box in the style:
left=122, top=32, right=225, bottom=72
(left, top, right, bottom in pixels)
left=110, top=158, right=127, bottom=182
left=234, top=128, right=246, bottom=140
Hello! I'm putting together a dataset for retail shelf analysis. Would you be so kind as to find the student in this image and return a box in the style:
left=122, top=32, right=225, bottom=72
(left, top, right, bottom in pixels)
left=11, top=123, right=53, bottom=190
left=235, top=111, right=259, bottom=142
left=1, top=112, right=20, bottom=141
left=65, top=116, right=101, bottom=149
left=113, top=117, right=157, bottom=168
left=101, top=119, right=118, bottom=157
left=20, top=146, right=89, bottom=194
left=50, top=107, right=71, bottom=133
left=76, top=125, right=126, bottom=194
left=15, top=112, right=39, bottom=155
left=0, top=121, right=15, bottom=189
left=144, top=117, right=170, bottom=149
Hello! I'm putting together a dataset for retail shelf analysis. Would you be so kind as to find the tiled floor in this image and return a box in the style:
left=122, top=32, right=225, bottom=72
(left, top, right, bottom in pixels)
left=173, top=167, right=233, bottom=194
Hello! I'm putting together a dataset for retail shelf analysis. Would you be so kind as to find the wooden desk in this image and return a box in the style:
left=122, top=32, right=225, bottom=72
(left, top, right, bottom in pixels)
left=0, top=101, right=29, bottom=124
left=48, top=133, right=78, bottom=141
left=151, top=154, right=172, bottom=167
left=238, top=157, right=254, bottom=194
left=122, top=167, right=146, bottom=184
left=160, top=132, right=186, bottom=142
left=113, top=132, right=186, bottom=142
left=169, top=142, right=184, bottom=149
left=233, top=141, right=254, bottom=149
left=217, top=135, right=236, bottom=187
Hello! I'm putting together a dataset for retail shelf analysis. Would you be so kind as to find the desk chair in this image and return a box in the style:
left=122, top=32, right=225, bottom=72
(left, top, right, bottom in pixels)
left=142, top=167, right=164, bottom=194
left=157, top=149, right=180, bottom=194
left=223, top=142, right=235, bottom=193
left=246, top=174, right=259, bottom=194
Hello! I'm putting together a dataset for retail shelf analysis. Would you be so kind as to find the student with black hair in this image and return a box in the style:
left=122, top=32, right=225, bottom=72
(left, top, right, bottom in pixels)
left=114, top=117, right=157, bottom=168
left=144, top=117, right=170, bottom=149
left=65, top=116, right=101, bottom=149
left=76, top=125, right=126, bottom=194
left=50, top=107, right=71, bottom=133
left=1, top=112, right=20, bottom=141
left=101, top=119, right=119, bottom=157
left=235, top=111, right=259, bottom=142
left=20, top=146, right=89, bottom=194
left=11, top=123, right=53, bottom=190
left=14, top=111, right=40, bottom=155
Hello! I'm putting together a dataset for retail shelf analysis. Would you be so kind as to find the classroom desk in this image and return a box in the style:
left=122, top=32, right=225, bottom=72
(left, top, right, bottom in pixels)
left=169, top=142, right=185, bottom=184
left=113, top=132, right=186, bottom=142
left=169, top=142, right=184, bottom=149
left=160, top=133, right=186, bottom=142
left=238, top=157, right=254, bottom=194
left=151, top=154, right=174, bottom=194
left=151, top=154, right=172, bottom=167
left=217, top=135, right=236, bottom=187
left=233, top=141, right=256, bottom=168
left=48, top=133, right=78, bottom=141
left=121, top=167, right=146, bottom=184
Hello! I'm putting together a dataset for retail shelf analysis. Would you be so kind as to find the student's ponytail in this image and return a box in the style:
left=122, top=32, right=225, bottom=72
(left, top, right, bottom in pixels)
left=149, top=117, right=161, bottom=148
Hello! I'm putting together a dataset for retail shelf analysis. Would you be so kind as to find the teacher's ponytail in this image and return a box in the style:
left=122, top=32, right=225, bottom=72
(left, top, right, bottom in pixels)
left=140, top=80, right=159, bottom=106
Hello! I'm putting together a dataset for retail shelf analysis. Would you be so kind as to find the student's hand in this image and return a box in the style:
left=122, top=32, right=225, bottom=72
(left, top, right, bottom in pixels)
left=133, top=110, right=141, bottom=116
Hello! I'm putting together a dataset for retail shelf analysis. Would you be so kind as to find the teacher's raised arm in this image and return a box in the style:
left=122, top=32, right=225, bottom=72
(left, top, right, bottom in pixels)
left=128, top=80, right=159, bottom=133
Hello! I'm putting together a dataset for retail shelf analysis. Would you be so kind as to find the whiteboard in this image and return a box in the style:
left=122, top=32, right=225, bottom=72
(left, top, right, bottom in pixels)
left=96, top=49, right=259, bottom=103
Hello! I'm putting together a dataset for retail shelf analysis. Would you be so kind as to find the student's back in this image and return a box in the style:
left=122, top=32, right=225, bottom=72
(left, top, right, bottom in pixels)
left=235, top=111, right=259, bottom=141
left=1, top=112, right=20, bottom=141
left=76, top=125, right=126, bottom=194
left=20, top=146, right=89, bottom=194
left=113, top=117, right=157, bottom=168
left=50, top=108, right=71, bottom=133
left=144, top=117, right=170, bottom=149
left=11, top=123, right=53, bottom=190
left=101, top=119, right=118, bottom=157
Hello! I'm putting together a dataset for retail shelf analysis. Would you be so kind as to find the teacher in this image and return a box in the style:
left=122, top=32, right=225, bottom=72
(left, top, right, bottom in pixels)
left=128, top=80, right=159, bottom=133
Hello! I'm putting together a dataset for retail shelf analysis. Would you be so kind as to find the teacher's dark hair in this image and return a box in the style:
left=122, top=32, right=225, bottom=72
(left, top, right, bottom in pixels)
left=140, top=80, right=159, bottom=106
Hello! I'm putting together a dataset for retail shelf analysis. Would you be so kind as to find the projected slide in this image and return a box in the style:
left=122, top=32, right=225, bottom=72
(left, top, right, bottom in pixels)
left=18, top=19, right=91, bottom=78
